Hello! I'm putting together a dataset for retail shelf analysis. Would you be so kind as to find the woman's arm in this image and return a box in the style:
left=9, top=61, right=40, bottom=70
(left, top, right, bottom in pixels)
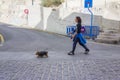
left=71, top=25, right=78, bottom=39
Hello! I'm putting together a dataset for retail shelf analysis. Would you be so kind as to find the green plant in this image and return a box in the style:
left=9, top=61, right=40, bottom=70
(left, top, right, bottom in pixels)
left=42, top=0, right=64, bottom=7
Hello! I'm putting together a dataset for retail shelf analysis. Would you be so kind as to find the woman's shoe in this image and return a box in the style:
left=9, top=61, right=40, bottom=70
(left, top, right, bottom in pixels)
left=68, top=51, right=74, bottom=55
left=84, top=50, right=90, bottom=54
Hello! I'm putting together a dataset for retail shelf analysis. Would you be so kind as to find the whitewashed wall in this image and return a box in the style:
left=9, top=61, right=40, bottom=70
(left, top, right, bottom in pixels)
left=0, top=0, right=120, bottom=34
left=43, top=7, right=52, bottom=30
left=0, top=0, right=41, bottom=28
left=28, top=5, right=41, bottom=28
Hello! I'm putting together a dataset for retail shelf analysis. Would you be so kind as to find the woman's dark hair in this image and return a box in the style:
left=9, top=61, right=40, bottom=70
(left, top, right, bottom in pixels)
left=76, top=16, right=82, bottom=23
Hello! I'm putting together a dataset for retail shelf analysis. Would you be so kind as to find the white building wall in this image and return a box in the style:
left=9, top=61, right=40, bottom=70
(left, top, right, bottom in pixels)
left=0, top=0, right=120, bottom=33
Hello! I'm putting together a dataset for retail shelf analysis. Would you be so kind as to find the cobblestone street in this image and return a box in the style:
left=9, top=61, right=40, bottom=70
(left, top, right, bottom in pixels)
left=0, top=59, right=120, bottom=80
left=0, top=23, right=120, bottom=80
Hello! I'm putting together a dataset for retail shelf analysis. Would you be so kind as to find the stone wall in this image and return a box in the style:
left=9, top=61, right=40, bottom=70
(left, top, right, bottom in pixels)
left=35, top=8, right=120, bottom=35
left=0, top=0, right=120, bottom=35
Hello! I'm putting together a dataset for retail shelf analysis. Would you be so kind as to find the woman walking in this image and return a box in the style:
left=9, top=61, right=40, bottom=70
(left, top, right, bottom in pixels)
left=68, top=16, right=90, bottom=55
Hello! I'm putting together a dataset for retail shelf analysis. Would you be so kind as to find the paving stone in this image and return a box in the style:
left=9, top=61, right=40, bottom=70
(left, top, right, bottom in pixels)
left=0, top=59, right=120, bottom=80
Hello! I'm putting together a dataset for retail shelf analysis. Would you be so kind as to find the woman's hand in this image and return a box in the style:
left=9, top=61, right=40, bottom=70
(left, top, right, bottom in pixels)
left=71, top=34, right=75, bottom=39
left=71, top=32, right=77, bottom=39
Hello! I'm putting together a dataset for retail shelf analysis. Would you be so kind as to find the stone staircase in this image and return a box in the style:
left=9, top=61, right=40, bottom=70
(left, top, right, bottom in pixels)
left=96, top=29, right=120, bottom=44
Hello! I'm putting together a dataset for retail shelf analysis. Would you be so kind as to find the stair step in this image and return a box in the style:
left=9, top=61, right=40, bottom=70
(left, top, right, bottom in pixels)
left=96, top=32, right=120, bottom=44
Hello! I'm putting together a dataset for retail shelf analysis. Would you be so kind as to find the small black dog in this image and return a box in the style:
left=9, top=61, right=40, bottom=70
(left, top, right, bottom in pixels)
left=35, top=51, right=48, bottom=58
